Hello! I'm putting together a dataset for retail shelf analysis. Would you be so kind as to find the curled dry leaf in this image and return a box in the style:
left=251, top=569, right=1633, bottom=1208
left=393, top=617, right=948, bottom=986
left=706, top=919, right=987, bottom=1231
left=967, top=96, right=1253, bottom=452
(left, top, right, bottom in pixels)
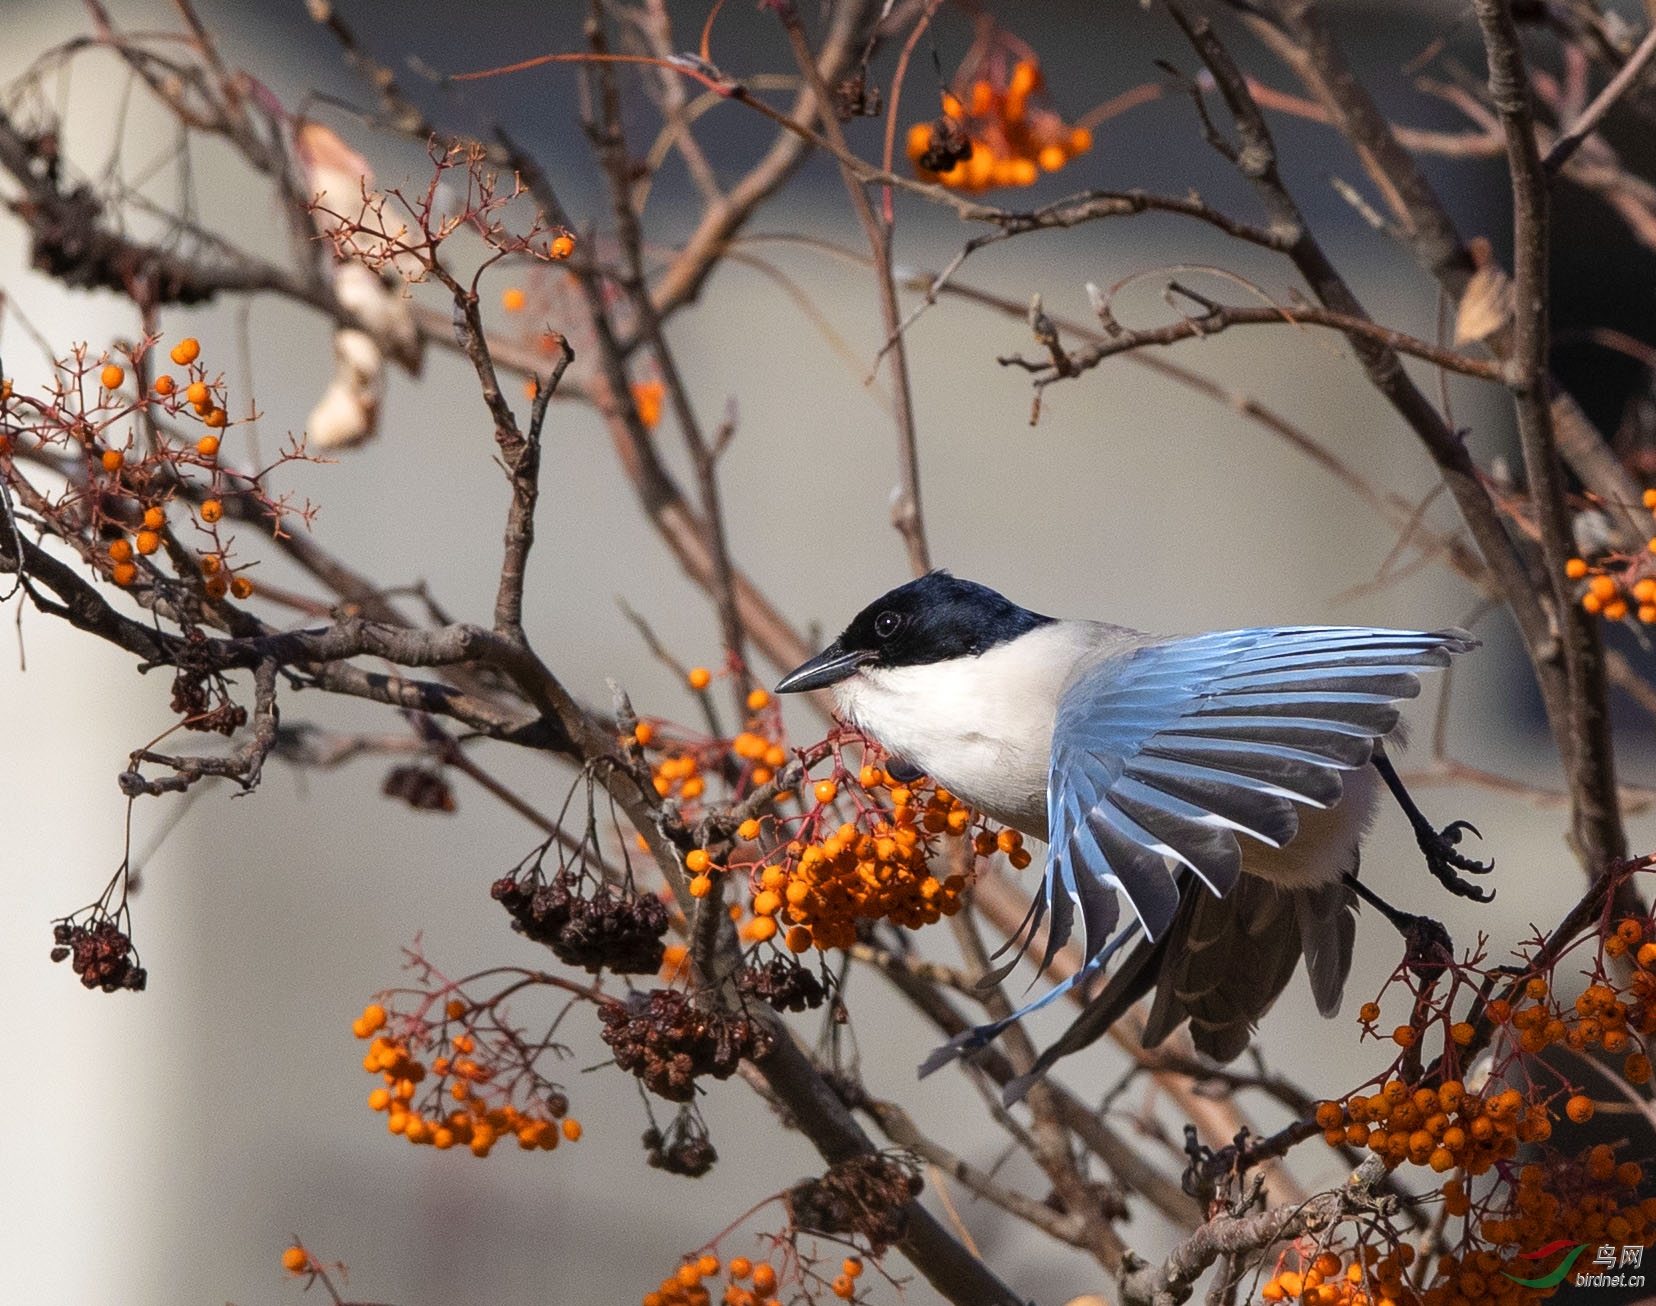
left=1454, top=241, right=1514, bottom=345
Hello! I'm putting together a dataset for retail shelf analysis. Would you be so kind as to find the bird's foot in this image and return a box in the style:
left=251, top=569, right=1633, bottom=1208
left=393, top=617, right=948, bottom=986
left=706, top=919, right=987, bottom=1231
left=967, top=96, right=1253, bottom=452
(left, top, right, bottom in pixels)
left=1417, top=818, right=1495, bottom=902
left=1402, top=913, right=1456, bottom=982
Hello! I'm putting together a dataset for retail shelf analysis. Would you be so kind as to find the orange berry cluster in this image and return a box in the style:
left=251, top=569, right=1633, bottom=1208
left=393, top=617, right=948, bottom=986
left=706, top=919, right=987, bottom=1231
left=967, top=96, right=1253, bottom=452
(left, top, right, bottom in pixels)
left=908, top=58, right=1092, bottom=192
left=1423, top=1158, right=1656, bottom=1306
left=638, top=686, right=790, bottom=811
left=1479, top=1153, right=1652, bottom=1251
left=741, top=768, right=977, bottom=951
left=353, top=1002, right=580, bottom=1158
left=54, top=336, right=256, bottom=598
left=1479, top=938, right=1656, bottom=1075
left=1566, top=493, right=1656, bottom=622
left=642, top=1253, right=791, bottom=1306
left=1261, top=1245, right=1417, bottom=1306
left=1316, top=1080, right=1549, bottom=1175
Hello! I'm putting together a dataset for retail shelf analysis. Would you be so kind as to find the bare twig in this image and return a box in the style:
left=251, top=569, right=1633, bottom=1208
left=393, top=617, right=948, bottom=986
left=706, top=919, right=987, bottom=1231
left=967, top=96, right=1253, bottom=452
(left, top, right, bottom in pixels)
left=1544, top=21, right=1656, bottom=172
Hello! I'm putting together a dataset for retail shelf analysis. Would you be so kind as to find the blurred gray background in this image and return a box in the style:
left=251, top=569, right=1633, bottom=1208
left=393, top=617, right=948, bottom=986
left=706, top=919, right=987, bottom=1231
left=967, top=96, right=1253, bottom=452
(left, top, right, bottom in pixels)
left=4, top=2, right=1652, bottom=1304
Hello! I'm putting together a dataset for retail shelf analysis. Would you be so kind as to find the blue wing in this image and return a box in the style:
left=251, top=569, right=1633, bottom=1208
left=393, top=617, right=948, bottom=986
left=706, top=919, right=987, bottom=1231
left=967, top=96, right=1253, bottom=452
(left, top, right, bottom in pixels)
left=918, top=624, right=1474, bottom=1081
left=1034, top=625, right=1474, bottom=973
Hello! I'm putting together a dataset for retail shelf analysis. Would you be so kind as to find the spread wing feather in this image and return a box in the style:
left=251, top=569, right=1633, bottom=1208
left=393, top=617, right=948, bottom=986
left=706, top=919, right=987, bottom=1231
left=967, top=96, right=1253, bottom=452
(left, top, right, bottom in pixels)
left=922, top=624, right=1472, bottom=1086
left=1041, top=625, right=1470, bottom=973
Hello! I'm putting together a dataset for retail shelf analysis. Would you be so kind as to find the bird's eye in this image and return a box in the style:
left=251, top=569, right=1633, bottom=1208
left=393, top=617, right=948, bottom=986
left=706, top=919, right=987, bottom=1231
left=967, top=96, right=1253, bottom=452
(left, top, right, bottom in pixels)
left=874, top=611, right=902, bottom=639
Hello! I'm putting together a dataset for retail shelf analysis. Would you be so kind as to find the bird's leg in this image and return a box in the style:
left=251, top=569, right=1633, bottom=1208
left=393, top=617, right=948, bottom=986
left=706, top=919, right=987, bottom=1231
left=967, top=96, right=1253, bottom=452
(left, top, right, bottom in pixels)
left=1371, top=744, right=1494, bottom=902
left=1343, top=871, right=1456, bottom=980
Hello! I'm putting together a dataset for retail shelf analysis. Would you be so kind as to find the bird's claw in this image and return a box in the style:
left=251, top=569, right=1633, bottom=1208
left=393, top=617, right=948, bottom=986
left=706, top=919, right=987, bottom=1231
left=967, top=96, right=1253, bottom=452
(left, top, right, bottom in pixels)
left=1419, top=818, right=1495, bottom=902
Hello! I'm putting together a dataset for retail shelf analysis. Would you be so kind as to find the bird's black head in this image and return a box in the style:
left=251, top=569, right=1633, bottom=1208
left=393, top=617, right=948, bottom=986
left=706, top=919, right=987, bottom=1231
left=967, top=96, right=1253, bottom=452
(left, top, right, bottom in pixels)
left=775, top=572, right=1054, bottom=693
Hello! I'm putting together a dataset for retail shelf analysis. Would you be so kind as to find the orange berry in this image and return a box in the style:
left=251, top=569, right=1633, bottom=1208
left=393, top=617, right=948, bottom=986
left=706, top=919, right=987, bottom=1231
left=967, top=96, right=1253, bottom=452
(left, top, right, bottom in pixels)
left=205, top=574, right=229, bottom=599
left=153, top=374, right=176, bottom=396
left=132, top=530, right=160, bottom=556
left=1607, top=598, right=1630, bottom=621
left=101, top=449, right=124, bottom=472
left=281, top=1246, right=308, bottom=1273
left=100, top=363, right=125, bottom=390
left=108, top=538, right=133, bottom=563
left=185, top=380, right=210, bottom=407
left=746, top=688, right=771, bottom=712
left=686, top=849, right=711, bottom=874
left=202, top=407, right=227, bottom=429
left=751, top=1266, right=777, bottom=1296
left=170, top=338, right=201, bottom=366
left=1315, top=1101, right=1344, bottom=1129
left=785, top=925, right=812, bottom=952
left=729, top=1258, right=752, bottom=1280
left=1358, top=1001, right=1381, bottom=1023
left=200, top=554, right=220, bottom=575
left=1626, top=1053, right=1652, bottom=1084
left=831, top=1276, right=854, bottom=1299
left=197, top=435, right=220, bottom=457
left=753, top=889, right=782, bottom=917
left=502, top=287, right=526, bottom=312
left=689, top=875, right=712, bottom=898
left=814, top=780, right=838, bottom=804
left=112, top=561, right=137, bottom=586
left=142, top=505, right=165, bottom=529
left=1589, top=575, right=1618, bottom=602
left=1450, top=1021, right=1474, bottom=1045
left=200, top=499, right=223, bottom=523
left=1646, top=489, right=1656, bottom=508
left=1565, top=557, right=1590, bottom=579
left=230, top=575, right=254, bottom=600
left=1392, top=1025, right=1417, bottom=1048
left=550, top=234, right=575, bottom=259
left=1566, top=1094, right=1595, bottom=1123
left=688, top=667, right=711, bottom=690
left=748, top=917, right=777, bottom=943
left=737, top=819, right=761, bottom=841
left=561, top=1117, right=582, bottom=1141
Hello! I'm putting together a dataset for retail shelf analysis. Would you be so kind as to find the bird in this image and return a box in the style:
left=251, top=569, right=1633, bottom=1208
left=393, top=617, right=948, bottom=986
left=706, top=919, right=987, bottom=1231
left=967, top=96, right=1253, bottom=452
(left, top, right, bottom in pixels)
left=775, top=571, right=1489, bottom=1100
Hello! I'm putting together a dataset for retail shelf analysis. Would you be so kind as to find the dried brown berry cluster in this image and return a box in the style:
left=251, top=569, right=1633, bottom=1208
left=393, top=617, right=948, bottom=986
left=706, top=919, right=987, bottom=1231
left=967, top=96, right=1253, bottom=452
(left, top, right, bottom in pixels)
left=598, top=989, right=774, bottom=1102
left=168, top=629, right=246, bottom=736
left=786, top=1154, right=921, bottom=1254
left=51, top=919, right=147, bottom=992
left=382, top=765, right=455, bottom=813
left=737, top=956, right=826, bottom=1012
left=643, top=1110, right=718, bottom=1177
left=491, top=868, right=668, bottom=974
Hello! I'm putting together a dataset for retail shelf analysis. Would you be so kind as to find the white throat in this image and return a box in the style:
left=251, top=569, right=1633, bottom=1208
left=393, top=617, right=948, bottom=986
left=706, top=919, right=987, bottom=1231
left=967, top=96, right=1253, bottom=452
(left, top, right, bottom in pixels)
left=832, top=622, right=1100, bottom=835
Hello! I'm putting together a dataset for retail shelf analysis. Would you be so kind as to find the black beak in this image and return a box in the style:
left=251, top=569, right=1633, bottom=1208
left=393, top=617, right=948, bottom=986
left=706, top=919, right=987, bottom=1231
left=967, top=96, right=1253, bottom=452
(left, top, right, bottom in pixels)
left=775, top=641, right=870, bottom=694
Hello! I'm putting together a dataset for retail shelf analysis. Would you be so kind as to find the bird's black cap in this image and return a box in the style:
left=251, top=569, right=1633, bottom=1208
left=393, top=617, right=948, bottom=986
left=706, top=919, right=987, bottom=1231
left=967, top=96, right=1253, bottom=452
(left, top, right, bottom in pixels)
left=776, top=572, right=1053, bottom=693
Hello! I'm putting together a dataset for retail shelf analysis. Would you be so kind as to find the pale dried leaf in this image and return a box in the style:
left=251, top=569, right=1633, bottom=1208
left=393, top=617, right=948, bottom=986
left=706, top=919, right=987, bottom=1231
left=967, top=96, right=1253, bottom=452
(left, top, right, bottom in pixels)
left=1453, top=262, right=1514, bottom=345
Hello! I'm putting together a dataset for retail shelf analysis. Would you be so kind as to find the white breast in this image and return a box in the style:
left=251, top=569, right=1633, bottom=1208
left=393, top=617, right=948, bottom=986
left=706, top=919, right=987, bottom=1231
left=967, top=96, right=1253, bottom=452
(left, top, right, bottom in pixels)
left=831, top=623, right=1104, bottom=835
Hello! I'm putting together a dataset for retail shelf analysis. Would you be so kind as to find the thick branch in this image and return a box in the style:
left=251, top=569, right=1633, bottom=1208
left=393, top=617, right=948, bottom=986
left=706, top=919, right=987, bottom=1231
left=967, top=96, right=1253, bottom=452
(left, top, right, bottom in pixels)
left=1471, top=0, right=1626, bottom=874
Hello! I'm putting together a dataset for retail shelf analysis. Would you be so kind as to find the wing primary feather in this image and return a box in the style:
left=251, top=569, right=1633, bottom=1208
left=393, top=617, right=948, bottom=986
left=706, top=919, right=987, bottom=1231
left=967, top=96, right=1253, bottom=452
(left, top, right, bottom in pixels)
left=918, top=919, right=1145, bottom=1080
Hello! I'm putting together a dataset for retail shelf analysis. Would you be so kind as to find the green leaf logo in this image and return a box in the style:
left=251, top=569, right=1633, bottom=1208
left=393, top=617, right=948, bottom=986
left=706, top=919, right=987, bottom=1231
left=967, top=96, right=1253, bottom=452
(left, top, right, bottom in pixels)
left=1503, top=1241, right=1588, bottom=1289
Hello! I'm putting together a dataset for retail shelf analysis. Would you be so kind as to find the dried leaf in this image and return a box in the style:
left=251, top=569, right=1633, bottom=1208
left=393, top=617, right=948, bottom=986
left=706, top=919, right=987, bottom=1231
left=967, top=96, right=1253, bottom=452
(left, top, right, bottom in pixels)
left=1454, top=261, right=1513, bottom=345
